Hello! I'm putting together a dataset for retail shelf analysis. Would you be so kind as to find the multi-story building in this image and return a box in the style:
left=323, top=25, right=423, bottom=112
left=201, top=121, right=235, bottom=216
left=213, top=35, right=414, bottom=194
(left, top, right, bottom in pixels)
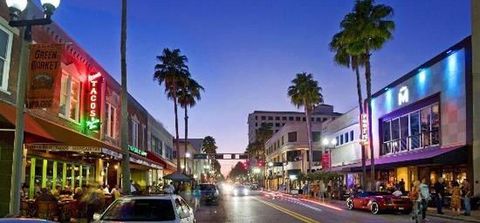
left=147, top=114, right=176, bottom=177
left=264, top=122, right=323, bottom=190
left=0, top=2, right=172, bottom=215
left=248, top=104, right=341, bottom=143
left=321, top=107, right=363, bottom=188
left=177, top=138, right=208, bottom=180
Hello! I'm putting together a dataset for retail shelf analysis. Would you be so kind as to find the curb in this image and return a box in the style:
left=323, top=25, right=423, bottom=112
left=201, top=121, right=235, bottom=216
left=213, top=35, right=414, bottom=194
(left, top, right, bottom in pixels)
left=427, top=212, right=480, bottom=223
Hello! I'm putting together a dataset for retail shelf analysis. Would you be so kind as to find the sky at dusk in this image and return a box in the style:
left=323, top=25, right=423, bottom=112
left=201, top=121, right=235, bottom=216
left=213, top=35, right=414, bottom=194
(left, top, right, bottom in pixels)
left=51, top=0, right=471, bottom=171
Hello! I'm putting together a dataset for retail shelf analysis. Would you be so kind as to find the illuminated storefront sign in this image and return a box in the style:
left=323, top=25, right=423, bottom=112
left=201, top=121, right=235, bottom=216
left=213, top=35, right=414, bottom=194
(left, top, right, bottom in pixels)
left=398, top=86, right=409, bottom=106
left=86, top=72, right=102, bottom=130
left=360, top=113, right=369, bottom=145
left=129, top=145, right=147, bottom=157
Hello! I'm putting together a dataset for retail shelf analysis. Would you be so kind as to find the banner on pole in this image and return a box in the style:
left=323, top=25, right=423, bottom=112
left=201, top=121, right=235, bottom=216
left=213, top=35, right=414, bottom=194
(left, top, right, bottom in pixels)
left=27, top=44, right=63, bottom=109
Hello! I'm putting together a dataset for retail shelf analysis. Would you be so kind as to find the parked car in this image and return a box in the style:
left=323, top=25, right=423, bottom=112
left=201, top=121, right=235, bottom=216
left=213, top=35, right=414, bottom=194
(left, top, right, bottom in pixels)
left=346, top=191, right=412, bottom=215
left=199, top=183, right=220, bottom=205
left=232, top=185, right=250, bottom=196
left=0, top=219, right=54, bottom=223
left=93, top=195, right=195, bottom=223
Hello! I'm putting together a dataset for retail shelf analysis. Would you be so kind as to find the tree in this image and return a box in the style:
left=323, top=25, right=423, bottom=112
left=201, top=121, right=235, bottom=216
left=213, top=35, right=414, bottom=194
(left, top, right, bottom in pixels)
left=340, top=0, right=394, bottom=189
left=287, top=73, right=323, bottom=172
left=330, top=30, right=368, bottom=188
left=178, top=77, right=204, bottom=173
left=228, top=161, right=248, bottom=180
left=120, top=0, right=131, bottom=194
left=245, top=123, right=272, bottom=160
left=154, top=48, right=191, bottom=171
left=202, top=136, right=218, bottom=158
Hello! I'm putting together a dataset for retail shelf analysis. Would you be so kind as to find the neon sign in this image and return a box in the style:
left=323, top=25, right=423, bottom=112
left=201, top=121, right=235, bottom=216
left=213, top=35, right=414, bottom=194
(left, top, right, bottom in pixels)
left=129, top=145, right=147, bottom=157
left=360, top=113, right=369, bottom=145
left=86, top=72, right=102, bottom=130
left=398, top=86, right=409, bottom=106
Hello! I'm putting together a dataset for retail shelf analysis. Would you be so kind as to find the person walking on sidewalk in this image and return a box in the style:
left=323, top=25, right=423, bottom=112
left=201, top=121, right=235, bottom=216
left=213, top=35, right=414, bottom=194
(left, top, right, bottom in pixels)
left=419, top=178, right=431, bottom=222
left=434, top=177, right=445, bottom=214
left=463, top=179, right=472, bottom=216
left=409, top=180, right=421, bottom=223
left=450, top=181, right=462, bottom=216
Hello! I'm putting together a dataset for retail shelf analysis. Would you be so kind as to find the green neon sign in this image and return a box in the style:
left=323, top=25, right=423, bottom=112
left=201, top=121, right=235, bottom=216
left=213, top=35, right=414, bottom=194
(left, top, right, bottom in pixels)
left=86, top=118, right=100, bottom=130
left=128, top=145, right=147, bottom=157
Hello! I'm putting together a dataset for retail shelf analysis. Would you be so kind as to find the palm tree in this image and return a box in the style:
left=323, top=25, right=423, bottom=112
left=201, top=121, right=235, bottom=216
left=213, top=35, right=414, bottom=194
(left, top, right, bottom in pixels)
left=120, top=0, right=131, bottom=194
left=330, top=30, right=368, bottom=188
left=154, top=48, right=191, bottom=172
left=178, top=77, right=204, bottom=173
left=287, top=73, right=323, bottom=172
left=340, top=0, right=394, bottom=188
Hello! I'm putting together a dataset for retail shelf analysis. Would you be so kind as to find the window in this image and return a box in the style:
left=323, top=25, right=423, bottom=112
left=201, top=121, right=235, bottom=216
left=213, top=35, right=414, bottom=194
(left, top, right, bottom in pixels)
left=59, top=74, right=80, bottom=122
left=312, top=131, right=321, bottom=142
left=340, top=134, right=344, bottom=145
left=268, top=116, right=273, bottom=120
left=289, top=117, right=294, bottom=121
left=350, top=131, right=354, bottom=141
left=261, top=116, right=266, bottom=120
left=336, top=136, right=339, bottom=146
left=152, top=137, right=163, bottom=155
left=302, top=117, right=306, bottom=122
left=281, top=136, right=284, bottom=145
left=288, top=132, right=297, bottom=142
left=344, top=132, right=349, bottom=143
left=131, top=119, right=139, bottom=147
left=106, top=103, right=117, bottom=138
left=275, top=123, right=280, bottom=127
left=0, top=25, right=12, bottom=92
left=296, top=117, right=301, bottom=121
left=255, top=122, right=258, bottom=127
left=286, top=150, right=302, bottom=162
left=316, top=118, right=321, bottom=122
left=255, top=116, right=258, bottom=120
left=282, top=117, right=287, bottom=121
left=381, top=103, right=440, bottom=155
left=275, top=117, right=280, bottom=121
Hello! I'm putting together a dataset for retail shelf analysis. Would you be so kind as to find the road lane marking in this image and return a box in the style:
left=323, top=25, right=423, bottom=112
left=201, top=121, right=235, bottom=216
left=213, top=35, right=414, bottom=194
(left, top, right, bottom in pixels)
left=253, top=197, right=320, bottom=223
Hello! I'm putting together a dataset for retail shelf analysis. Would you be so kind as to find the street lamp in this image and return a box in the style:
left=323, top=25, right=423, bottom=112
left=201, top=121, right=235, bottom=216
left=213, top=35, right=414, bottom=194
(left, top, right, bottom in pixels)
left=268, top=161, right=273, bottom=167
left=6, top=0, right=61, bottom=216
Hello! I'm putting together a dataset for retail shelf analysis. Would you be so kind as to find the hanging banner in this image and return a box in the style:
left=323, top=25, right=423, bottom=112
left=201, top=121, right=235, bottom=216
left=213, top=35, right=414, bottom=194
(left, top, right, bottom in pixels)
left=85, top=72, right=103, bottom=130
left=321, top=152, right=330, bottom=169
left=360, top=113, right=369, bottom=145
left=26, top=44, right=63, bottom=109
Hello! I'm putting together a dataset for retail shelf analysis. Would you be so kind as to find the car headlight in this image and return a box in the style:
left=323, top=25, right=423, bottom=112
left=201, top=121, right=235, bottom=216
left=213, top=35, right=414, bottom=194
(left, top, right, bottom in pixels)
left=243, top=188, right=249, bottom=195
left=233, top=189, right=238, bottom=196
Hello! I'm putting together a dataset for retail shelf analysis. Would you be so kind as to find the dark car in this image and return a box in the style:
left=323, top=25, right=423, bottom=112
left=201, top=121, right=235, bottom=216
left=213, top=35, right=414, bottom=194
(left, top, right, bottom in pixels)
left=346, top=191, right=412, bottom=215
left=199, top=183, right=220, bottom=205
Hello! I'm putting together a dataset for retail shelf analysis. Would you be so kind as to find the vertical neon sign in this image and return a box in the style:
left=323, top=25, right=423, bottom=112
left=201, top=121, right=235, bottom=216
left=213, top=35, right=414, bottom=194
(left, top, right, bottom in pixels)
left=86, top=72, right=102, bottom=130
left=360, top=113, right=369, bottom=145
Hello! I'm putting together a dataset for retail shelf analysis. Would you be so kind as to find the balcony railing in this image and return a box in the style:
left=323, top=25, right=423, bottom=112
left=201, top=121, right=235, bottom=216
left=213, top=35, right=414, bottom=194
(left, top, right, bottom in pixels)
left=381, top=129, right=440, bottom=155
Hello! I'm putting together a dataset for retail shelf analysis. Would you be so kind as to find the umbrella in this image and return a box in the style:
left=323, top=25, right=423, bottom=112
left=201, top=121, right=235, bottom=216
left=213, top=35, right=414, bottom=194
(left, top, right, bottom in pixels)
left=163, top=171, right=193, bottom=182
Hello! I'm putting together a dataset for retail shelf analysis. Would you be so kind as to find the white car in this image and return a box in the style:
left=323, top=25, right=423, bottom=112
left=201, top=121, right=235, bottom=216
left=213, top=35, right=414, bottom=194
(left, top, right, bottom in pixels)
left=94, top=195, right=196, bottom=223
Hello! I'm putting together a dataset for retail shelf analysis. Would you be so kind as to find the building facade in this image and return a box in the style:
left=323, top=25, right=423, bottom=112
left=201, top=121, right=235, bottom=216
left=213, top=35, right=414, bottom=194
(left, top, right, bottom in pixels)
left=264, top=122, right=323, bottom=190
left=247, top=104, right=341, bottom=143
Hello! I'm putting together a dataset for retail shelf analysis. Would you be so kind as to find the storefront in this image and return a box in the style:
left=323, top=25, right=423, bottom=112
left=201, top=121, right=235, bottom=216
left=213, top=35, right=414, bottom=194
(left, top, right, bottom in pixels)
left=365, top=37, right=472, bottom=190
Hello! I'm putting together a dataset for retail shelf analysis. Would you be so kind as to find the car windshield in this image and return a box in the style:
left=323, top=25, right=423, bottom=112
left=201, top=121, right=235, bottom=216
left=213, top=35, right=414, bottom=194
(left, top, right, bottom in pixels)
left=200, top=184, right=216, bottom=191
left=101, top=198, right=176, bottom=221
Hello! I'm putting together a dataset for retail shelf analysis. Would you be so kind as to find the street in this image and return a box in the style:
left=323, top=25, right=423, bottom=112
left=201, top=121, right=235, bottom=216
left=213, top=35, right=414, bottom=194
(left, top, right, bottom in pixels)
left=195, top=191, right=460, bottom=223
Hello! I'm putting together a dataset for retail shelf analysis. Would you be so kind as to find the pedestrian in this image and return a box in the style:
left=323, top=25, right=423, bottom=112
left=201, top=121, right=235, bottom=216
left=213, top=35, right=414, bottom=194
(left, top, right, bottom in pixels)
left=399, top=178, right=406, bottom=194
left=319, top=180, right=326, bottom=202
left=409, top=180, right=421, bottom=223
left=463, top=179, right=472, bottom=216
left=434, top=177, right=445, bottom=214
left=193, top=185, right=201, bottom=211
left=110, top=185, right=121, bottom=200
left=419, top=178, right=431, bottom=221
left=450, top=181, right=462, bottom=216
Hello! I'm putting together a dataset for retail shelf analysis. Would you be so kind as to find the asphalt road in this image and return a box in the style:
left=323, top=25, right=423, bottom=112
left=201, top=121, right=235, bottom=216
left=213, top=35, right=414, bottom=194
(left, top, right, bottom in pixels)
left=195, top=191, right=460, bottom=223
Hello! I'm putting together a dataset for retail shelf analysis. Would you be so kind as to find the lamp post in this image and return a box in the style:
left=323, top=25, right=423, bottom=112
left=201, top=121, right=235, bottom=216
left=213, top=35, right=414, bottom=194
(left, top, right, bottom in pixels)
left=185, top=152, right=191, bottom=174
left=5, top=0, right=61, bottom=215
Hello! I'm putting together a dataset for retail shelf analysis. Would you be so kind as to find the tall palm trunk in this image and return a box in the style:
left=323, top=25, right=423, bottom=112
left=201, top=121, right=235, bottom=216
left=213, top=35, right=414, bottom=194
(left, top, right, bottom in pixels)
left=173, top=89, right=181, bottom=172
left=184, top=105, right=188, bottom=174
left=355, top=65, right=367, bottom=189
left=305, top=107, right=313, bottom=173
left=120, top=0, right=131, bottom=194
left=365, top=49, right=375, bottom=191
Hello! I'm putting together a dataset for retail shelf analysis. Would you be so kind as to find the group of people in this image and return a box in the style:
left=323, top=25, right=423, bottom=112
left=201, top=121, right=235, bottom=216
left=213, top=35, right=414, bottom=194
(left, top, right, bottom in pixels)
left=409, top=178, right=472, bottom=223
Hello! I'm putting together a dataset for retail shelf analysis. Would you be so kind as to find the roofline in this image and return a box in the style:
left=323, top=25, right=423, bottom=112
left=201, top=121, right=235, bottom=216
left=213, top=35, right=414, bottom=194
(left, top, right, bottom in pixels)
left=372, top=36, right=471, bottom=98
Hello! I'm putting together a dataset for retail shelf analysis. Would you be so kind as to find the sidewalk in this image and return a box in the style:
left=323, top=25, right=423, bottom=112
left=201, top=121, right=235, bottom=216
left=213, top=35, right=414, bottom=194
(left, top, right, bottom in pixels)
left=273, top=191, right=480, bottom=223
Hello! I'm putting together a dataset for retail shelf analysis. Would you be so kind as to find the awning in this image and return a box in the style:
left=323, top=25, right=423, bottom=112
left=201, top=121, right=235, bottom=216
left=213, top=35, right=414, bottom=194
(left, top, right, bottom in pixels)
left=147, top=151, right=176, bottom=170
left=130, top=152, right=163, bottom=170
left=331, top=145, right=466, bottom=172
left=0, top=101, right=121, bottom=154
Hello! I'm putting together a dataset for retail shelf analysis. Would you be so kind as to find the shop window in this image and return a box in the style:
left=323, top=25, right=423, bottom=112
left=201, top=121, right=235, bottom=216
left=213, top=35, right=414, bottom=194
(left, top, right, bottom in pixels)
left=286, top=150, right=302, bottom=162
left=0, top=25, right=12, bottom=92
left=59, top=74, right=81, bottom=122
left=381, top=103, right=440, bottom=155
left=288, top=132, right=297, bottom=142
left=106, top=102, right=117, bottom=138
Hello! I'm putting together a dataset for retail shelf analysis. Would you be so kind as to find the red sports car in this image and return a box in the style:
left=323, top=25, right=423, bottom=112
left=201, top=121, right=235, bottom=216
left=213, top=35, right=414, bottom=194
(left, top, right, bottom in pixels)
left=346, top=191, right=413, bottom=215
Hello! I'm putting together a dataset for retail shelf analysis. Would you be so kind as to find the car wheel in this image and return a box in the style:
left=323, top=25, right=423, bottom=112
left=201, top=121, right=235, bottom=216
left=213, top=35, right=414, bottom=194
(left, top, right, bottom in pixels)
left=370, top=202, right=380, bottom=215
left=347, top=199, right=354, bottom=210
